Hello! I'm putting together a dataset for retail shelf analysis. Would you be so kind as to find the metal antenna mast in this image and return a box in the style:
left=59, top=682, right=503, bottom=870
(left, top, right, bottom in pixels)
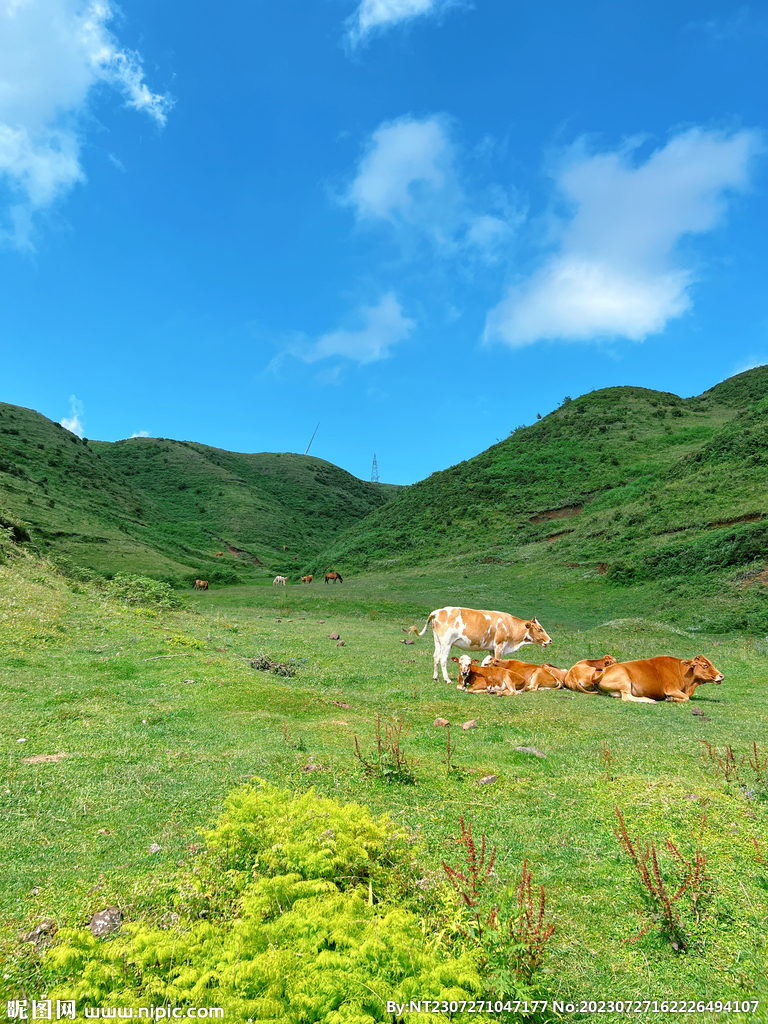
left=304, top=422, right=320, bottom=456
left=371, top=453, right=379, bottom=483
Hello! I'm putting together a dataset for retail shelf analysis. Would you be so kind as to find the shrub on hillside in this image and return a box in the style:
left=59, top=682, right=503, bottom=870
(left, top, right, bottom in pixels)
left=103, top=573, right=181, bottom=610
left=42, top=781, right=509, bottom=1021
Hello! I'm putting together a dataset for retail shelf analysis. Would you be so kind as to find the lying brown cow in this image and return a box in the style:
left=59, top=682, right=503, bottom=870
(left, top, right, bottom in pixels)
left=563, top=655, right=618, bottom=694
left=419, top=606, right=552, bottom=683
left=452, top=656, right=525, bottom=694
left=301, top=575, right=313, bottom=584
left=194, top=579, right=209, bottom=591
left=594, top=655, right=724, bottom=703
left=482, top=657, right=564, bottom=692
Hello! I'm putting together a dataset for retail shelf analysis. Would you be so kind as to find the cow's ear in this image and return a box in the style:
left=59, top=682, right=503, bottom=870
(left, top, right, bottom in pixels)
left=451, top=657, right=459, bottom=663
left=681, top=658, right=695, bottom=671
left=525, top=621, right=533, bottom=629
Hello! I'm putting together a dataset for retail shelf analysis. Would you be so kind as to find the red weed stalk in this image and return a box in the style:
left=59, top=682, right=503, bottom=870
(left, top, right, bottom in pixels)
left=508, top=859, right=556, bottom=983
left=442, top=816, right=496, bottom=936
left=614, top=807, right=709, bottom=951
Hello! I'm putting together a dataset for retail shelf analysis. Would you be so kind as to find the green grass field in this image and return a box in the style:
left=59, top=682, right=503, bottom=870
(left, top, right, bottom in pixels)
left=2, top=553, right=766, bottom=1021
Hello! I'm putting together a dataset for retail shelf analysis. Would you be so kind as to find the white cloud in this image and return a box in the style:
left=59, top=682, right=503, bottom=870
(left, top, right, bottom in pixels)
left=130, top=430, right=150, bottom=438
left=484, top=127, right=762, bottom=348
left=345, top=0, right=458, bottom=47
left=0, top=0, right=171, bottom=249
left=308, top=292, right=415, bottom=364
left=343, top=114, right=513, bottom=257
left=60, top=394, right=84, bottom=436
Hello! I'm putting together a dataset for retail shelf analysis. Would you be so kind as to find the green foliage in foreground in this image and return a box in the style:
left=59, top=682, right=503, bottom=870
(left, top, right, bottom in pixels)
left=43, top=782, right=504, bottom=1022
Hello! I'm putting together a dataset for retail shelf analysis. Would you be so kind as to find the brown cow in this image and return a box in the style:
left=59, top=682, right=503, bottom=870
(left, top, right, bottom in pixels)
left=452, top=656, right=525, bottom=694
left=482, top=657, right=564, bottom=692
left=283, top=545, right=289, bottom=551
left=215, top=552, right=224, bottom=557
left=419, top=606, right=552, bottom=683
left=301, top=575, right=313, bottom=584
left=594, top=655, right=724, bottom=703
left=194, top=580, right=209, bottom=591
left=325, top=572, right=343, bottom=584
left=563, top=655, right=618, bottom=694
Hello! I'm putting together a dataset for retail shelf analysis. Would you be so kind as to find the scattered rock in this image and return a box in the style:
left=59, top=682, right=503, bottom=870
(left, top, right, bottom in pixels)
left=148, top=843, right=162, bottom=854
left=462, top=720, right=478, bottom=731
left=333, top=701, right=351, bottom=709
left=698, top=715, right=712, bottom=722
left=22, top=753, right=67, bottom=764
left=275, top=618, right=281, bottom=623
left=302, top=763, right=329, bottom=772
left=478, top=775, right=497, bottom=785
left=182, top=679, right=195, bottom=684
left=187, top=843, right=201, bottom=853
left=88, top=907, right=121, bottom=937
left=317, top=620, right=325, bottom=624
left=433, top=717, right=449, bottom=727
left=329, top=633, right=340, bottom=640
left=684, top=794, right=698, bottom=800
left=29, top=887, right=40, bottom=897
left=691, top=707, right=706, bottom=716
left=515, top=746, right=546, bottom=758
left=96, top=828, right=111, bottom=836
left=336, top=641, right=345, bottom=647
left=22, top=919, right=57, bottom=944
left=558, top=693, right=574, bottom=699
left=401, top=639, right=414, bottom=645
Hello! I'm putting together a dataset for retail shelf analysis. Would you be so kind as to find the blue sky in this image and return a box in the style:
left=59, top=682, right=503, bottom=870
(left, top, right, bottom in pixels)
left=1, top=0, right=766, bottom=484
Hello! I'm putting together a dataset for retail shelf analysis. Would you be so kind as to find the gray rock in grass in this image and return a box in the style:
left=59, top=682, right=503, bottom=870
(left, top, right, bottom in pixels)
left=515, top=746, right=546, bottom=759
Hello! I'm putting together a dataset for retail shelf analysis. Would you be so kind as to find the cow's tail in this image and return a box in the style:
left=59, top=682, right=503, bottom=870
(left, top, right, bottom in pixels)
left=418, top=611, right=436, bottom=637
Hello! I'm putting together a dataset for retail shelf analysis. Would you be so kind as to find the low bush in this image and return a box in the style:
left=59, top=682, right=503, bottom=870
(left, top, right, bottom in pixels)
left=42, top=782, right=502, bottom=1020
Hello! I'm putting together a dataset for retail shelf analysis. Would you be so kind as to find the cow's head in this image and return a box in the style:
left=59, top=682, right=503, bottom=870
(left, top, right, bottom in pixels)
left=526, top=618, right=552, bottom=647
left=451, top=654, right=474, bottom=687
left=682, top=655, right=724, bottom=687
left=591, top=655, right=618, bottom=669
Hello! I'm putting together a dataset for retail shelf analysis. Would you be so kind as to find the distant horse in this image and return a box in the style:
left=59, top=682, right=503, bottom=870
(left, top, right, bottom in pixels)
left=325, top=572, right=343, bottom=584
left=215, top=552, right=224, bottom=557
left=301, top=575, right=313, bottom=584
left=273, top=576, right=287, bottom=586
left=194, top=580, right=209, bottom=591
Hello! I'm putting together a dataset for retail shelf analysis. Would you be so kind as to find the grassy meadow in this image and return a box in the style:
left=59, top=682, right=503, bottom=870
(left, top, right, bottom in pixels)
left=1, top=552, right=767, bottom=1021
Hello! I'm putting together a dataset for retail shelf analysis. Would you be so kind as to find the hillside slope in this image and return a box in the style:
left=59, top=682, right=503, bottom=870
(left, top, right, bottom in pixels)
left=313, top=366, right=768, bottom=630
left=0, top=405, right=396, bottom=583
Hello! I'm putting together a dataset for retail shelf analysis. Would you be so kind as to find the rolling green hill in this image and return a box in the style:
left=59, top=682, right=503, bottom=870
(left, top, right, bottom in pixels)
left=312, top=366, right=768, bottom=633
left=0, top=404, right=397, bottom=584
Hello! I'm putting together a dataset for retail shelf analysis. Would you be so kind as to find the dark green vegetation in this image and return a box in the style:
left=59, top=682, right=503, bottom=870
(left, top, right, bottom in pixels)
left=1, top=555, right=767, bottom=1021
left=316, top=366, right=768, bottom=633
left=0, top=402, right=397, bottom=584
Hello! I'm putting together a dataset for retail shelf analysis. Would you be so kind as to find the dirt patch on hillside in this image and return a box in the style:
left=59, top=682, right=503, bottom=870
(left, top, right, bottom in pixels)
left=529, top=504, right=583, bottom=524
left=546, top=529, right=575, bottom=543
left=736, top=567, right=768, bottom=589
left=709, top=513, right=765, bottom=529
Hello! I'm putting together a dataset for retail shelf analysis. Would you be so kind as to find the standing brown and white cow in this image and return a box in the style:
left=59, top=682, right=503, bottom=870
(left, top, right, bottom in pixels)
left=418, top=606, right=552, bottom=683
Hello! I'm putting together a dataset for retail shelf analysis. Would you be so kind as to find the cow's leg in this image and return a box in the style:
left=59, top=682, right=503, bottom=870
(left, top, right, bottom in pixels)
left=438, top=642, right=453, bottom=684
left=432, top=638, right=441, bottom=681
left=663, top=690, right=690, bottom=702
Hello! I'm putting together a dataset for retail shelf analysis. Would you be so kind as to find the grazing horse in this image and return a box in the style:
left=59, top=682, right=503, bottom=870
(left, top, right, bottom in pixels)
left=301, top=575, right=313, bottom=584
left=215, top=552, right=224, bottom=557
left=283, top=545, right=289, bottom=551
left=325, top=572, right=343, bottom=584
left=194, top=580, right=209, bottom=591
left=273, top=576, right=287, bottom=586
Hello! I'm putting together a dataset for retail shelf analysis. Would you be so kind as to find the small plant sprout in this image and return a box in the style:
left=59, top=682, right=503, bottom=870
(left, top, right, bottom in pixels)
left=443, top=726, right=457, bottom=777
left=353, top=714, right=419, bottom=784
left=599, top=739, right=614, bottom=780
